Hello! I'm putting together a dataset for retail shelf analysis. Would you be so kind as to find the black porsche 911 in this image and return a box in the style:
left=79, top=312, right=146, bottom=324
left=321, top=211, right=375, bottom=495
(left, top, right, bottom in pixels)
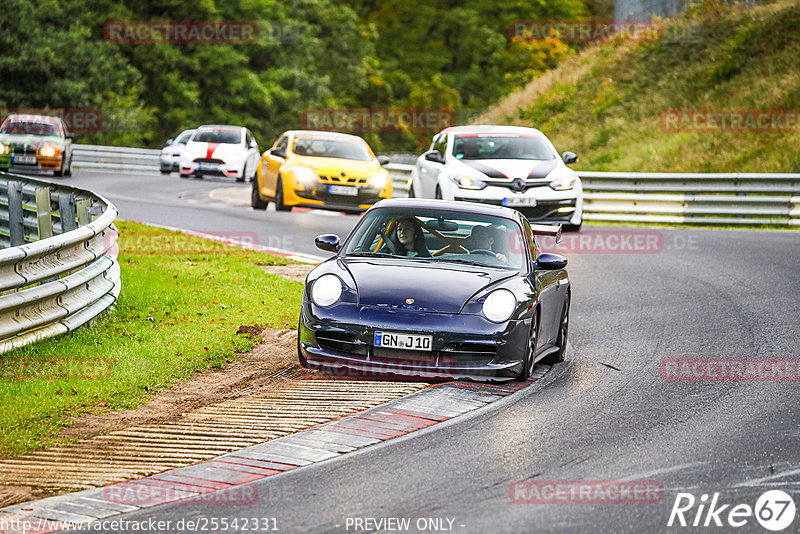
left=297, top=198, right=571, bottom=382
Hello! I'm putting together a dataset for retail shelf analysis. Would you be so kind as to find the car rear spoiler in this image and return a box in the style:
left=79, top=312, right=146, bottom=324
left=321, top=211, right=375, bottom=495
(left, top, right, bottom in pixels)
left=529, top=223, right=564, bottom=244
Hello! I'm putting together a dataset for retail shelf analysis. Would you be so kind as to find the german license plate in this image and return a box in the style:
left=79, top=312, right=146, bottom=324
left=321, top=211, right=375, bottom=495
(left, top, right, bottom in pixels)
left=374, top=331, right=432, bottom=351
left=198, top=162, right=218, bottom=170
left=503, top=197, right=537, bottom=207
left=329, top=185, right=358, bottom=196
left=13, top=154, right=36, bottom=165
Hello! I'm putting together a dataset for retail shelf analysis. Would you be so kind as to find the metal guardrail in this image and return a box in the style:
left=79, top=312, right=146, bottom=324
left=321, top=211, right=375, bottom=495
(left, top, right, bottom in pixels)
left=386, top=163, right=800, bottom=226
left=73, top=145, right=799, bottom=226
left=0, top=171, right=120, bottom=353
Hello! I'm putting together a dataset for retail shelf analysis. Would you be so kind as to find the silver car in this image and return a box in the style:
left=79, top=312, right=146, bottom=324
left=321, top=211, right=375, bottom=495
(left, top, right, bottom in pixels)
left=160, top=129, right=195, bottom=174
left=410, top=125, right=583, bottom=230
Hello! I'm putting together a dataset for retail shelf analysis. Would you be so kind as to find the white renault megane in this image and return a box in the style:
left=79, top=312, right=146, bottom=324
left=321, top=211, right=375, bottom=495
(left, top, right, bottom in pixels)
left=179, top=124, right=259, bottom=182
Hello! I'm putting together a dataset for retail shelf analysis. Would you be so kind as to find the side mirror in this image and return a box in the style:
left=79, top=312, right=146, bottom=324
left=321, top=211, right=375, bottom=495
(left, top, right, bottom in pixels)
left=65, top=132, right=74, bottom=139
left=535, top=253, right=568, bottom=270
left=315, top=234, right=341, bottom=253
left=165, top=138, right=173, bottom=146
left=377, top=155, right=390, bottom=166
left=562, top=152, right=578, bottom=165
left=271, top=146, right=287, bottom=159
left=424, top=150, right=445, bottom=164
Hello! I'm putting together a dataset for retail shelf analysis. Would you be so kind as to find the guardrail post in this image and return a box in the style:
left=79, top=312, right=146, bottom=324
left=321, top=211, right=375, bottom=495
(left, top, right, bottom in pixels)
left=35, top=187, right=53, bottom=240
left=76, top=198, right=91, bottom=226
left=7, top=181, right=24, bottom=246
left=58, top=193, right=78, bottom=233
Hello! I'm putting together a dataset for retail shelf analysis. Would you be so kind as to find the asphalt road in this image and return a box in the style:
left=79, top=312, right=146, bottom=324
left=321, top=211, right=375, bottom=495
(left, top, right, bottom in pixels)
left=59, top=170, right=800, bottom=533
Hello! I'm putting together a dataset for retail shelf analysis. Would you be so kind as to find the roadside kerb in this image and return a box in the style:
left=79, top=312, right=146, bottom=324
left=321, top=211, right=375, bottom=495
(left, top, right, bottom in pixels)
left=0, top=367, right=549, bottom=531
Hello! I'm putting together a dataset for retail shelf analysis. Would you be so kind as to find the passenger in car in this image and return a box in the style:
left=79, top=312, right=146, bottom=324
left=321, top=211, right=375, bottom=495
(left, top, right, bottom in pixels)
left=382, top=217, right=431, bottom=257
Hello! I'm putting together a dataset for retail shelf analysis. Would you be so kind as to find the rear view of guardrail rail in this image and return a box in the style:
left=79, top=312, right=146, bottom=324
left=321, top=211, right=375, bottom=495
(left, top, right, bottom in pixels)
left=73, top=144, right=161, bottom=173
left=386, top=163, right=800, bottom=226
left=0, top=171, right=120, bottom=353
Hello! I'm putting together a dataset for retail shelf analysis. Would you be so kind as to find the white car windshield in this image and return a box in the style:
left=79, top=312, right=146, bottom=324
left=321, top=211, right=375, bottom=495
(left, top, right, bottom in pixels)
left=344, top=208, right=527, bottom=270
left=292, top=137, right=372, bottom=161
left=174, top=130, right=194, bottom=144
left=453, top=134, right=555, bottom=161
left=192, top=129, right=241, bottom=144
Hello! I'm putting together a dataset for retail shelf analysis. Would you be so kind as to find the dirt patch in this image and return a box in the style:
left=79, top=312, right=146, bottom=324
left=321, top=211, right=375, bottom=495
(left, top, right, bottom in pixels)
left=58, top=328, right=299, bottom=441
left=262, top=264, right=316, bottom=283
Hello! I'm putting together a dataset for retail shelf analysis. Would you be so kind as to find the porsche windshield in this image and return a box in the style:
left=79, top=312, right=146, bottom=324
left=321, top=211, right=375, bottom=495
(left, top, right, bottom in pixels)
left=344, top=208, right=527, bottom=269
left=453, top=134, right=555, bottom=160
left=292, top=137, right=372, bottom=161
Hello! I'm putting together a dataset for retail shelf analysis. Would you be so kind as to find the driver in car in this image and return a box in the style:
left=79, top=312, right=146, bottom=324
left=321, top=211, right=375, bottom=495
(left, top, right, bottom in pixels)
left=381, top=217, right=431, bottom=257
left=465, top=225, right=508, bottom=263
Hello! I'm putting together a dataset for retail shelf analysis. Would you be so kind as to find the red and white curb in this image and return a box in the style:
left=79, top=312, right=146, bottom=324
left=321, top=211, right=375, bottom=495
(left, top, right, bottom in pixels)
left=0, top=369, right=549, bottom=533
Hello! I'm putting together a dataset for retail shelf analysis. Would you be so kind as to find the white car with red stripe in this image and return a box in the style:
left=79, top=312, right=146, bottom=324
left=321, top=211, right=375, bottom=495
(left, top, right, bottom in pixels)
left=179, top=125, right=259, bottom=182
left=411, top=125, right=583, bottom=230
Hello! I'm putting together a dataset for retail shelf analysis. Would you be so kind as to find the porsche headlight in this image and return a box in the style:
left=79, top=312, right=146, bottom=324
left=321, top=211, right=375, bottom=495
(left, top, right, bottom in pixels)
left=549, top=174, right=577, bottom=191
left=482, top=289, right=517, bottom=323
left=38, top=145, right=60, bottom=158
left=449, top=174, right=486, bottom=190
left=368, top=170, right=389, bottom=189
left=311, top=274, right=343, bottom=307
left=287, top=166, right=318, bottom=187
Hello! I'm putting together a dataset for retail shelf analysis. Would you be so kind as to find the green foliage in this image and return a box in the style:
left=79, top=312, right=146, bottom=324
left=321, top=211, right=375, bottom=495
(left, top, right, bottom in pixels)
left=1, top=0, right=588, bottom=151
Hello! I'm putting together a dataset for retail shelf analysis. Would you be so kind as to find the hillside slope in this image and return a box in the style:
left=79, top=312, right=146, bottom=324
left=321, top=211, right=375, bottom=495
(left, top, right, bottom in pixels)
left=476, top=0, right=800, bottom=173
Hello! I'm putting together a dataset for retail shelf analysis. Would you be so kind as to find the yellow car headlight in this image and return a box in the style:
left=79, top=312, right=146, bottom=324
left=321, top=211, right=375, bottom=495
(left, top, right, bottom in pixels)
left=368, top=170, right=389, bottom=189
left=38, top=145, right=61, bottom=158
left=0, top=143, right=9, bottom=155
left=286, top=166, right=318, bottom=187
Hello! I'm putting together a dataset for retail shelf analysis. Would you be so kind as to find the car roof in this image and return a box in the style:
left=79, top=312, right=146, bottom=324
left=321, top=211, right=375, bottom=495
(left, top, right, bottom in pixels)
left=369, top=198, right=524, bottom=221
left=195, top=124, right=246, bottom=131
left=440, top=125, right=545, bottom=136
left=285, top=130, right=366, bottom=142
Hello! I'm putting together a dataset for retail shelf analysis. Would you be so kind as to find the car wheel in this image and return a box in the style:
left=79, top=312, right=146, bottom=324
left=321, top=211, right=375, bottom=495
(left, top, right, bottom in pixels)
left=251, top=179, right=268, bottom=210
left=435, top=185, right=442, bottom=199
left=54, top=161, right=65, bottom=177
left=64, top=157, right=72, bottom=177
left=564, top=222, right=582, bottom=232
left=517, top=314, right=538, bottom=381
left=275, top=176, right=291, bottom=212
left=543, top=294, right=570, bottom=365
left=179, top=173, right=189, bottom=179
left=160, top=168, right=171, bottom=175
left=407, top=179, right=415, bottom=198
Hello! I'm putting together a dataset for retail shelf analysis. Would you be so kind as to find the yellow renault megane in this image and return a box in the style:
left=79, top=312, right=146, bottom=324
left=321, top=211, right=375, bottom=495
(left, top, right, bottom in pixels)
left=252, top=130, right=392, bottom=213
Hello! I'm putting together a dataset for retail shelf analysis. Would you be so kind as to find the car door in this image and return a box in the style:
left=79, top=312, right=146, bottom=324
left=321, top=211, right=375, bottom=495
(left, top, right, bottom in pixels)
left=526, top=220, right=560, bottom=347
left=417, top=133, right=447, bottom=197
left=245, top=130, right=259, bottom=178
left=261, top=135, right=288, bottom=198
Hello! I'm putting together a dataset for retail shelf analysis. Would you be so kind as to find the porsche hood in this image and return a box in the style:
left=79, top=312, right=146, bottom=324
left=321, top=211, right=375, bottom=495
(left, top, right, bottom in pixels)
left=343, top=260, right=514, bottom=313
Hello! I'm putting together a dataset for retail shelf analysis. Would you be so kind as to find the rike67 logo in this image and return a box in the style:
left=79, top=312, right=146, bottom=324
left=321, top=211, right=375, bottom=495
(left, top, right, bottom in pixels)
left=668, top=490, right=796, bottom=531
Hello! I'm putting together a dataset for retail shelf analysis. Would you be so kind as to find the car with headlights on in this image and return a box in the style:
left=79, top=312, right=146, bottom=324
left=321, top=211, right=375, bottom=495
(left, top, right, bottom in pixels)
left=160, top=128, right=195, bottom=174
left=179, top=125, right=259, bottom=181
left=252, top=130, right=392, bottom=213
left=410, top=125, right=583, bottom=230
left=298, top=198, right=571, bottom=382
left=0, top=114, right=73, bottom=176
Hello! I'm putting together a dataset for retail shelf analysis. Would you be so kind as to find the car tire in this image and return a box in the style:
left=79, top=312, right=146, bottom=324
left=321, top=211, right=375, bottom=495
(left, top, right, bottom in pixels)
left=275, top=176, right=291, bottom=212
left=251, top=179, right=268, bottom=210
left=160, top=169, right=171, bottom=175
left=564, top=222, right=582, bottom=232
left=179, top=173, right=189, bottom=179
left=435, top=184, right=442, bottom=199
left=543, top=294, right=570, bottom=365
left=64, top=157, right=72, bottom=177
left=517, top=314, right=538, bottom=381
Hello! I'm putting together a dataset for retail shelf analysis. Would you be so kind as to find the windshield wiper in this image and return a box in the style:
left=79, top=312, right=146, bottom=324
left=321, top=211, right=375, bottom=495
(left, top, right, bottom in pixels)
left=347, top=252, right=396, bottom=258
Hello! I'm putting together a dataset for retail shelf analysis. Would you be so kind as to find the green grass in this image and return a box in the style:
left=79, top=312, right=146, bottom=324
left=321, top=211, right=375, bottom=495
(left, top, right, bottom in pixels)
left=479, top=0, right=800, bottom=173
left=0, top=221, right=304, bottom=456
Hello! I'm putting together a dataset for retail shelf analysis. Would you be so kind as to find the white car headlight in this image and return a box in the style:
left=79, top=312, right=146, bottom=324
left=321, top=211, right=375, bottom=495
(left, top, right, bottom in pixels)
left=482, top=289, right=517, bottom=323
left=449, top=174, right=486, bottom=190
left=311, top=274, right=343, bottom=307
left=39, top=145, right=59, bottom=157
left=0, top=143, right=9, bottom=155
left=549, top=174, right=577, bottom=191
left=287, top=166, right=318, bottom=187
